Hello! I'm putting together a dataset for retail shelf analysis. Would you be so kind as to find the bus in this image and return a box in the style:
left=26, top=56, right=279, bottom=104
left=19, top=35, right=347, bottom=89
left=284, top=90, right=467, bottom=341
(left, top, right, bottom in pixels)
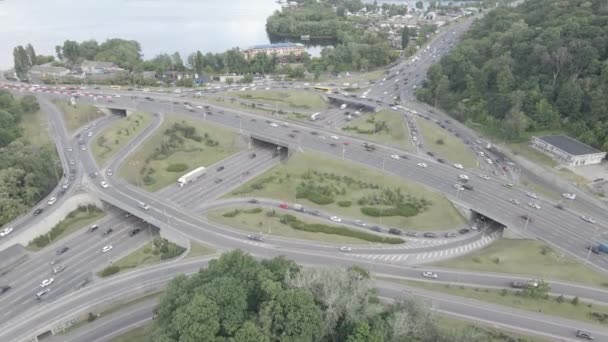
left=314, top=85, right=332, bottom=92
left=310, top=112, right=321, bottom=121
left=110, top=85, right=121, bottom=90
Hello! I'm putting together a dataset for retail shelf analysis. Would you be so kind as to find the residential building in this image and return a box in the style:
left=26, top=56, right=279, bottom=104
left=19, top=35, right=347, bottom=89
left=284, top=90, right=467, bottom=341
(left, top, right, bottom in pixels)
left=242, top=43, right=305, bottom=60
left=531, top=135, right=606, bottom=167
left=81, top=60, right=124, bottom=74
left=28, top=65, right=70, bottom=78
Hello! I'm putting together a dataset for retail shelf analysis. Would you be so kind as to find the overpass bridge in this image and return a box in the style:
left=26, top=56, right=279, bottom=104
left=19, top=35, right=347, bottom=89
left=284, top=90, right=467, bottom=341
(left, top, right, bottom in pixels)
left=327, top=94, right=378, bottom=112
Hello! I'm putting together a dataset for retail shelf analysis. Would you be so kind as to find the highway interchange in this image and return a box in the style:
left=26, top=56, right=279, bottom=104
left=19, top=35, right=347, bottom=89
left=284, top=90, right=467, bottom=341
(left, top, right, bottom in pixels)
left=0, top=15, right=607, bottom=342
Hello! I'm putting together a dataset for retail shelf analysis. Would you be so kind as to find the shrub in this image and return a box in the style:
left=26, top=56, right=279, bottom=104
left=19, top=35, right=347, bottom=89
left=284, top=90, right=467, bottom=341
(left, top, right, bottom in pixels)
left=244, top=207, right=263, bottom=214
left=556, top=295, right=565, bottom=303
left=492, top=257, right=500, bottom=264
left=571, top=296, right=579, bottom=306
left=222, top=209, right=240, bottom=218
left=360, top=204, right=419, bottom=217
left=436, top=138, right=444, bottom=145
left=100, top=265, right=120, bottom=277
left=166, top=163, right=189, bottom=172
left=337, top=200, right=352, bottom=207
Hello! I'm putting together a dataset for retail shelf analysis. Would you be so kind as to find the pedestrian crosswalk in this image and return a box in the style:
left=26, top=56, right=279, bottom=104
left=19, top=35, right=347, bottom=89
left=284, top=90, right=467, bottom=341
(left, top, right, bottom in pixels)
left=349, top=232, right=501, bottom=265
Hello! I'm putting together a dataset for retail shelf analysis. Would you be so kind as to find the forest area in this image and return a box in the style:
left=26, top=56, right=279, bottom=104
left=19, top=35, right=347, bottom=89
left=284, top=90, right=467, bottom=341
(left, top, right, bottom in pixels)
left=0, top=91, right=59, bottom=227
left=417, top=0, right=608, bottom=150
left=151, top=250, right=532, bottom=342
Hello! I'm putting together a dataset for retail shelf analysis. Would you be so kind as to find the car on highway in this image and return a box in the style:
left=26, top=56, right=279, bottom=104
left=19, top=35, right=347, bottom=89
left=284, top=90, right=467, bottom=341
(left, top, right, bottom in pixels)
left=453, top=163, right=463, bottom=169
left=575, top=330, right=594, bottom=340
left=390, top=154, right=400, bottom=160
left=371, top=226, right=382, bottom=232
left=520, top=214, right=533, bottom=222
left=269, top=122, right=278, bottom=127
left=525, top=192, right=539, bottom=199
left=47, top=197, right=57, bottom=205
left=458, top=228, right=470, bottom=234
left=462, top=184, right=474, bottom=191
left=556, top=203, right=565, bottom=210
left=279, top=203, right=289, bottom=209
left=581, top=216, right=596, bottom=224
left=107, top=169, right=113, bottom=176
left=339, top=246, right=352, bottom=252
left=417, top=163, right=428, bottom=168
left=330, top=216, right=342, bottom=223
left=453, top=183, right=464, bottom=190
left=138, top=201, right=150, bottom=210
left=100, top=181, right=109, bottom=188
left=40, top=278, right=54, bottom=287
left=0, top=227, right=13, bottom=237
left=67, top=146, right=73, bottom=152
left=527, top=202, right=541, bottom=210
left=214, top=178, right=223, bottom=184
left=0, top=285, right=11, bottom=295
left=423, top=232, right=437, bottom=238
left=89, top=225, right=99, bottom=232
left=354, top=220, right=366, bottom=226
left=216, top=166, right=225, bottom=172
left=53, top=265, right=65, bottom=274
left=562, top=193, right=576, bottom=200
left=436, top=158, right=445, bottom=164
left=330, top=135, right=339, bottom=140
left=479, top=175, right=490, bottom=180
left=81, top=146, right=86, bottom=151
left=56, top=246, right=69, bottom=255
left=421, top=271, right=438, bottom=279
left=103, top=228, right=113, bottom=236
left=458, top=174, right=469, bottom=181
left=444, top=232, right=457, bottom=238
left=508, top=198, right=520, bottom=205
left=101, top=245, right=113, bottom=253
left=405, top=232, right=418, bottom=237
left=129, top=228, right=142, bottom=236
left=248, top=199, right=259, bottom=204
left=247, top=234, right=264, bottom=241
left=503, top=183, right=514, bottom=189
left=36, top=288, right=50, bottom=299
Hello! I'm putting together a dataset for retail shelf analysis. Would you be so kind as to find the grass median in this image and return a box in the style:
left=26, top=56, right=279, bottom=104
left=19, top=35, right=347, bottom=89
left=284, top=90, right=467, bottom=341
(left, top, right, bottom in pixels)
left=208, top=207, right=403, bottom=245
left=186, top=240, right=216, bottom=258
left=416, top=117, right=477, bottom=168
left=343, top=109, right=413, bottom=151
left=431, top=239, right=608, bottom=288
left=235, top=90, right=328, bottom=111
left=118, top=114, right=241, bottom=192
left=52, top=99, right=104, bottom=132
left=27, top=205, right=105, bottom=251
left=381, top=277, right=608, bottom=327
left=228, top=152, right=465, bottom=231
left=92, top=112, right=152, bottom=166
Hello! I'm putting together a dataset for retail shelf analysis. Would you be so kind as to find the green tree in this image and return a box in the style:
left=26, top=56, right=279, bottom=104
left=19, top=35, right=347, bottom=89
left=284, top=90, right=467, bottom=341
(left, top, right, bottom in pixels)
left=194, top=50, right=204, bottom=76
left=170, top=294, right=221, bottom=341
left=61, top=40, right=80, bottom=65
left=401, top=27, right=410, bottom=49
left=232, top=321, right=270, bottom=342
left=261, top=289, right=323, bottom=342
left=12, top=46, right=31, bottom=80
left=172, top=52, right=185, bottom=71
left=26, top=44, right=36, bottom=66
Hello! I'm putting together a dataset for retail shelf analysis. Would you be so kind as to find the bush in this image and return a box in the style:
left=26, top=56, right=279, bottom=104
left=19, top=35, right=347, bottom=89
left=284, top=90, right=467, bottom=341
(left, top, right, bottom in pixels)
left=244, top=207, right=263, bottom=214
left=166, top=163, right=189, bottom=172
left=556, top=295, right=565, bottom=303
left=100, top=265, right=120, bottom=277
left=222, top=209, right=241, bottom=218
left=337, top=200, right=352, bottom=207
left=280, top=214, right=404, bottom=244
left=436, top=138, right=444, bottom=145
left=571, top=296, right=579, bottom=306
left=360, top=204, right=419, bottom=217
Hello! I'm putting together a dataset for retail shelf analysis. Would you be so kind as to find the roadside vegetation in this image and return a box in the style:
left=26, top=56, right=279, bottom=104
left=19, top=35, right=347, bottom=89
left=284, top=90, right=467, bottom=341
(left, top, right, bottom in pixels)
left=435, top=315, right=545, bottom=342
left=229, top=153, right=465, bottom=231
left=0, top=92, right=61, bottom=229
left=235, top=90, right=328, bottom=111
left=416, top=117, right=477, bottom=168
left=343, top=109, right=412, bottom=151
left=118, top=115, right=240, bottom=192
left=151, top=250, right=515, bottom=341
left=52, top=99, right=104, bottom=132
left=208, top=207, right=403, bottom=245
left=186, top=240, right=216, bottom=258
left=27, top=205, right=104, bottom=251
left=432, top=239, right=608, bottom=288
left=111, top=324, right=154, bottom=342
left=383, top=278, right=608, bottom=327
left=98, top=238, right=185, bottom=277
left=92, top=112, right=152, bottom=166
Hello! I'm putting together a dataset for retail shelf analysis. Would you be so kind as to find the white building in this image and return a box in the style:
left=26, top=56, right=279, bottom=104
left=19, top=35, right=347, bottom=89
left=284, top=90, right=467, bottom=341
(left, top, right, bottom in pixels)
left=81, top=60, right=124, bottom=74
left=531, top=135, right=606, bottom=167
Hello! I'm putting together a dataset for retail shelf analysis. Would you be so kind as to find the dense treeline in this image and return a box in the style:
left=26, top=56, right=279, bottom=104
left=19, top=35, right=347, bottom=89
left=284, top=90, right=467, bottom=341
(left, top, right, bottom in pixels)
left=12, top=44, right=55, bottom=79
left=152, top=250, right=532, bottom=342
left=0, top=91, right=59, bottom=227
left=266, top=0, right=399, bottom=72
left=417, top=0, right=608, bottom=150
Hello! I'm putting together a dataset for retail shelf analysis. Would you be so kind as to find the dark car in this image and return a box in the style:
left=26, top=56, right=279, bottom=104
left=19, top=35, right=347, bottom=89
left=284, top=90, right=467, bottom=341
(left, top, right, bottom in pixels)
left=0, top=286, right=11, bottom=295
left=216, top=166, right=225, bottom=172
left=462, top=184, right=474, bottom=191
left=250, top=153, right=257, bottom=159
left=129, top=228, right=142, bottom=237
left=437, top=158, right=446, bottom=164
left=371, top=225, right=382, bottom=232
left=56, top=246, right=69, bottom=255
left=427, top=151, right=436, bottom=157
left=555, top=204, right=565, bottom=210
left=444, top=232, right=457, bottom=238
left=248, top=199, right=259, bottom=204
left=399, top=155, right=409, bottom=159
left=103, top=228, right=113, bottom=236
left=520, top=214, right=533, bottom=222
left=33, top=208, right=43, bottom=216
left=388, top=228, right=402, bottom=235
left=423, top=232, right=437, bottom=238
left=247, top=234, right=264, bottom=241
left=458, top=228, right=470, bottom=234
left=405, top=232, right=418, bottom=237
left=575, top=330, right=594, bottom=340
left=214, top=178, right=223, bottom=184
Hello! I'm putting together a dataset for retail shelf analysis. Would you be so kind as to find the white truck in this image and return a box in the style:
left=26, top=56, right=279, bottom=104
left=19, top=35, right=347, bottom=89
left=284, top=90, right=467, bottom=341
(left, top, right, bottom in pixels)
left=178, top=166, right=206, bottom=187
left=340, top=103, right=347, bottom=110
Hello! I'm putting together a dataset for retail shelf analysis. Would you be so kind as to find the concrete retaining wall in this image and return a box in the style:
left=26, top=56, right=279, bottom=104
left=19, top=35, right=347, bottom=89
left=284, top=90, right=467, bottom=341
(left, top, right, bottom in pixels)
left=0, top=193, right=104, bottom=252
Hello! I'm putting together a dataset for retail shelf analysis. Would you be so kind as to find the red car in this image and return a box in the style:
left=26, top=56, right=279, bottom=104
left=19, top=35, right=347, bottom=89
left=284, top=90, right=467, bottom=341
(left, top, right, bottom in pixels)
left=279, top=203, right=289, bottom=209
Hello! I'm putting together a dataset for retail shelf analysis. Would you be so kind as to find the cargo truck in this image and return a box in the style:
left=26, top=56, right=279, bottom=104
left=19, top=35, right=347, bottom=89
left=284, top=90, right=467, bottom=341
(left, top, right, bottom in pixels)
left=177, top=166, right=207, bottom=187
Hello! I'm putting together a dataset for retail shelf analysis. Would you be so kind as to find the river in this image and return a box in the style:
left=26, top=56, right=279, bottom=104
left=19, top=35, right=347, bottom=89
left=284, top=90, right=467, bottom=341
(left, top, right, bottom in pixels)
left=0, top=0, right=281, bottom=69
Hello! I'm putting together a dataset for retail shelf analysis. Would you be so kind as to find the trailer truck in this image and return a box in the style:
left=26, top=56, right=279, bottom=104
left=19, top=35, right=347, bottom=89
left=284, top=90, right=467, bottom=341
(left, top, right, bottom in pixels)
left=177, top=167, right=206, bottom=187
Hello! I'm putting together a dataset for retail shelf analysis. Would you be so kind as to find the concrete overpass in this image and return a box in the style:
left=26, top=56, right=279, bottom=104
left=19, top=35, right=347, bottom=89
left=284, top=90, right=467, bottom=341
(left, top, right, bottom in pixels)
left=327, top=94, right=377, bottom=112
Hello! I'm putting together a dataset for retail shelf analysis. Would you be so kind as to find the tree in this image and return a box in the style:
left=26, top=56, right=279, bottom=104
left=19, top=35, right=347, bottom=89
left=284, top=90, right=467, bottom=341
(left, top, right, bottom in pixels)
left=12, top=46, right=31, bottom=80
left=79, top=40, right=99, bottom=61
left=25, top=44, right=36, bottom=66
left=170, top=294, right=221, bottom=341
left=232, top=321, right=270, bottom=342
left=415, top=1, right=424, bottom=9
left=401, top=27, right=410, bottom=49
left=55, top=45, right=63, bottom=61
left=172, top=52, right=185, bottom=71
left=194, top=50, right=204, bottom=77
left=261, top=289, right=323, bottom=342
left=61, top=40, right=80, bottom=65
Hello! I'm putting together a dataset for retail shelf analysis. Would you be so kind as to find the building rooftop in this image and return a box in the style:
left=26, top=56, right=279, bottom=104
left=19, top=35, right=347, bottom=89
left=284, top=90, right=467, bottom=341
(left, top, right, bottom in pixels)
left=537, top=135, right=602, bottom=156
left=247, top=43, right=304, bottom=50
left=82, top=60, right=119, bottom=69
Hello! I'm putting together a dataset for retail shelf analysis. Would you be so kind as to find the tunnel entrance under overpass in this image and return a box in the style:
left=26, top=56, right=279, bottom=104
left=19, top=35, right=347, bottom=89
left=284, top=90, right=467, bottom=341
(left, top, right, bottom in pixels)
left=250, top=134, right=290, bottom=160
left=327, top=94, right=377, bottom=112
left=470, top=210, right=507, bottom=233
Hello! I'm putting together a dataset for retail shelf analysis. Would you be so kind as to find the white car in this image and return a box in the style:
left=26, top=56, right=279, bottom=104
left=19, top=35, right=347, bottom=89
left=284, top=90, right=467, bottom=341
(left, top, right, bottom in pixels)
left=458, top=174, right=469, bottom=181
left=528, top=202, right=541, bottom=210
left=269, top=122, right=278, bottom=127
left=390, top=154, right=400, bottom=160
left=330, top=135, right=339, bottom=140
left=453, top=163, right=463, bottom=169
left=67, top=147, right=73, bottom=152
left=0, top=227, right=13, bottom=237
left=421, top=271, right=438, bottom=279
left=100, top=181, right=109, bottom=189
left=525, top=192, right=539, bottom=199
left=81, top=146, right=87, bottom=151
left=508, top=198, right=520, bottom=205
left=40, top=278, right=54, bottom=287
left=47, top=197, right=57, bottom=205
left=581, top=216, right=596, bottom=224
left=417, top=163, right=428, bottom=168
left=330, top=216, right=342, bottom=223
left=453, top=184, right=464, bottom=190
left=87, top=131, right=93, bottom=137
left=485, top=158, right=493, bottom=164
left=101, top=245, right=113, bottom=253
left=196, top=105, right=203, bottom=109
left=107, top=169, right=113, bottom=176
left=479, top=175, right=490, bottom=180
left=354, top=220, right=364, bottom=226
left=562, top=193, right=576, bottom=200
left=53, top=265, right=65, bottom=274
left=36, top=288, right=50, bottom=299
left=339, top=246, right=352, bottom=252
